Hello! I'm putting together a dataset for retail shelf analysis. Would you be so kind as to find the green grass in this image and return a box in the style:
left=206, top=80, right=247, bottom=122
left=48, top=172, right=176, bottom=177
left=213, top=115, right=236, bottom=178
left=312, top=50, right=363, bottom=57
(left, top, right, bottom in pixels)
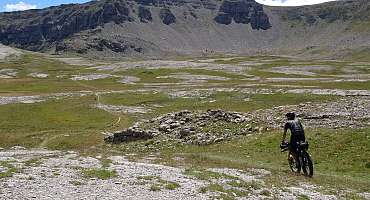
left=137, top=175, right=159, bottom=180
left=137, top=175, right=181, bottom=190
left=0, top=161, right=18, bottom=179
left=158, top=127, right=370, bottom=192
left=82, top=168, right=117, bottom=180
left=0, top=95, right=133, bottom=150
left=184, top=168, right=238, bottom=181
left=150, top=184, right=162, bottom=191
left=164, top=181, right=180, bottom=190
left=1, top=53, right=369, bottom=196
left=100, top=91, right=338, bottom=115
left=0, top=53, right=139, bottom=94
left=121, top=68, right=245, bottom=83
left=275, top=80, right=370, bottom=90
left=298, top=194, right=310, bottom=200
left=0, top=54, right=92, bottom=94
left=24, top=158, right=42, bottom=167
left=228, top=180, right=261, bottom=190
left=199, top=183, right=250, bottom=200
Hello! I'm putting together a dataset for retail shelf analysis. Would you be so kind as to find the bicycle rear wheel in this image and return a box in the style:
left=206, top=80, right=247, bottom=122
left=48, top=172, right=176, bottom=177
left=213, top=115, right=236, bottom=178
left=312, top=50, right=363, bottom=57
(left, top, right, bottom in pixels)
left=302, top=152, right=313, bottom=177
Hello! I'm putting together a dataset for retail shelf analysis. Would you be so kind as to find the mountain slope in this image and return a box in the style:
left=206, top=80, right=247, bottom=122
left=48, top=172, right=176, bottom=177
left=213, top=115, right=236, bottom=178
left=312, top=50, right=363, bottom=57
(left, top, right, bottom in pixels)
left=0, top=0, right=369, bottom=58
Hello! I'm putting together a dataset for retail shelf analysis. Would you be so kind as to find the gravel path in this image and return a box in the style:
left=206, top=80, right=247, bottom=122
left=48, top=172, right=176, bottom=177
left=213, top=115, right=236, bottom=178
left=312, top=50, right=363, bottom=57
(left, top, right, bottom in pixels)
left=0, top=148, right=348, bottom=200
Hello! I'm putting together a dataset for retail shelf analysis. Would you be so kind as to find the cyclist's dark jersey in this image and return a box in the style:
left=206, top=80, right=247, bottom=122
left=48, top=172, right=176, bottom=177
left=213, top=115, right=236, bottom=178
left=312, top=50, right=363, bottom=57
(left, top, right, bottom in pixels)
left=285, top=119, right=305, bottom=149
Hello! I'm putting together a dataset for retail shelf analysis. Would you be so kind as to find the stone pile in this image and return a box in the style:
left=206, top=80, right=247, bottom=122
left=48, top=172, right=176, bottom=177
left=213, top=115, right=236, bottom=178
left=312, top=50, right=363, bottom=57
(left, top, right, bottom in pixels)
left=105, top=109, right=254, bottom=145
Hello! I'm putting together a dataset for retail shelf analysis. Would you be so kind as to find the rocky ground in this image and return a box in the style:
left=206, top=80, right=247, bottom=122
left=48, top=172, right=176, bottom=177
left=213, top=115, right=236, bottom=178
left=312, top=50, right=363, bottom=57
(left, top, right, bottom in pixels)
left=0, top=45, right=21, bottom=60
left=105, top=96, right=370, bottom=145
left=0, top=51, right=369, bottom=199
left=0, top=147, right=343, bottom=200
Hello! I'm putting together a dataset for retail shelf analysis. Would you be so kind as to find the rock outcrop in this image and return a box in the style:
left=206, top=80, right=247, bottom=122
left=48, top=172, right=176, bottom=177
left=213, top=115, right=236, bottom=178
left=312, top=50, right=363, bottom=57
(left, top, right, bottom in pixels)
left=0, top=1, right=135, bottom=50
left=138, top=6, right=153, bottom=23
left=159, top=8, right=176, bottom=25
left=214, top=0, right=271, bottom=30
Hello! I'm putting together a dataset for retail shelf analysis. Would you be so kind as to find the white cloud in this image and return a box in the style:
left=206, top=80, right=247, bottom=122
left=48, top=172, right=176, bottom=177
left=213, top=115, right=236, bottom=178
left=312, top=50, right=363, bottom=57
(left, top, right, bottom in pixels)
left=255, top=0, right=338, bottom=6
left=5, top=1, right=37, bottom=12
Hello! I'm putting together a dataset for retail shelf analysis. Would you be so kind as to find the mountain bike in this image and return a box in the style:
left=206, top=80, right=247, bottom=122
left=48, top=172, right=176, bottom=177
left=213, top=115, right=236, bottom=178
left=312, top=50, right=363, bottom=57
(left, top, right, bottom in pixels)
left=280, top=141, right=313, bottom=177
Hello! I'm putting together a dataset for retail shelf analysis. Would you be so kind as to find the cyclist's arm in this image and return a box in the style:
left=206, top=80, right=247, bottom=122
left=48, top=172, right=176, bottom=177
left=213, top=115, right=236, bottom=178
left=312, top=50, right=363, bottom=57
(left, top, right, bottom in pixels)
left=299, top=120, right=305, bottom=134
left=282, top=123, right=289, bottom=142
left=298, top=119, right=306, bottom=140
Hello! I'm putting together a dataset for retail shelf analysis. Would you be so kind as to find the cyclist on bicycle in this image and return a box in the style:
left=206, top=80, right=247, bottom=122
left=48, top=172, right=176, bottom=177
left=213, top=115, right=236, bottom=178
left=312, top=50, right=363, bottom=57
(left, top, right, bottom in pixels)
left=281, top=112, right=306, bottom=157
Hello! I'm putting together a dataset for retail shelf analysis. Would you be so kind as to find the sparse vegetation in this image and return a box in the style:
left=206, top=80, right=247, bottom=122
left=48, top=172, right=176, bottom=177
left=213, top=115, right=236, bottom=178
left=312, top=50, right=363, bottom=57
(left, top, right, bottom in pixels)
left=150, top=184, right=162, bottom=191
left=0, top=161, right=18, bottom=179
left=0, top=51, right=369, bottom=198
left=164, top=181, right=180, bottom=190
left=137, top=175, right=159, bottom=181
left=260, top=189, right=271, bottom=196
left=24, top=158, right=42, bottom=167
left=298, top=194, right=310, bottom=200
left=137, top=175, right=181, bottom=190
left=184, top=168, right=238, bottom=181
left=199, top=183, right=250, bottom=199
left=70, top=180, right=84, bottom=186
left=82, top=168, right=117, bottom=180
left=228, top=180, right=261, bottom=190
left=159, top=127, right=370, bottom=192
left=99, top=157, right=113, bottom=168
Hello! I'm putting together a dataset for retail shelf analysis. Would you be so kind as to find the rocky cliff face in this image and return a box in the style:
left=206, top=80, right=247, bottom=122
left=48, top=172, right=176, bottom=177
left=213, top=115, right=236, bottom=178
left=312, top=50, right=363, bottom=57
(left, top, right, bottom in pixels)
left=0, top=0, right=135, bottom=50
left=214, top=0, right=270, bottom=30
left=0, top=0, right=369, bottom=58
left=0, top=0, right=272, bottom=56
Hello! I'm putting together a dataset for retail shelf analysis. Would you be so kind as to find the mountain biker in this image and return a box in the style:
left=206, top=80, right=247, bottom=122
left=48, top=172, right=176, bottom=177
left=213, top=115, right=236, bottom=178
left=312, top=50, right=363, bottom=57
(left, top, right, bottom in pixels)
left=281, top=112, right=306, bottom=159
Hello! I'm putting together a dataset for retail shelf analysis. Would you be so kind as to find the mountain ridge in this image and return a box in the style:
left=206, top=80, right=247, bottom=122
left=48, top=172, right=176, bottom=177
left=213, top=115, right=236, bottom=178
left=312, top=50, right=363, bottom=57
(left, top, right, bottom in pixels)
left=0, top=0, right=369, bottom=59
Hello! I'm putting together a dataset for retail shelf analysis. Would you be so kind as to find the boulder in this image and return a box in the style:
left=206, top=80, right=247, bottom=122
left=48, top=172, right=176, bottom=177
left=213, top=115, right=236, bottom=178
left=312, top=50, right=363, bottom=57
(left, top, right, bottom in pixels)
left=104, top=128, right=153, bottom=143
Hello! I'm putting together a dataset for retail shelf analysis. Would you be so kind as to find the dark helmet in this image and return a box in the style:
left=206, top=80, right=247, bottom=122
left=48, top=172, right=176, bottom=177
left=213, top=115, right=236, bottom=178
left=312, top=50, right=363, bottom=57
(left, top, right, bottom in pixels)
left=286, top=112, right=296, bottom=120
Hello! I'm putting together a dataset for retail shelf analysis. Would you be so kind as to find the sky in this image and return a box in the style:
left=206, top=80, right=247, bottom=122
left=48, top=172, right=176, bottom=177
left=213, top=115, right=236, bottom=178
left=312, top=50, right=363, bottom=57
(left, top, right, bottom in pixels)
left=0, top=0, right=339, bottom=12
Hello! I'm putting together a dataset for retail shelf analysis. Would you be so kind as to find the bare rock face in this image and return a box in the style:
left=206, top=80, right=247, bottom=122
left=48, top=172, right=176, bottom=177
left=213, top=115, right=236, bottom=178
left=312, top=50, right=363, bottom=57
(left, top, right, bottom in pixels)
left=214, top=0, right=271, bottom=30
left=0, top=0, right=134, bottom=51
left=0, top=0, right=271, bottom=55
left=159, top=8, right=176, bottom=25
left=138, top=6, right=153, bottom=23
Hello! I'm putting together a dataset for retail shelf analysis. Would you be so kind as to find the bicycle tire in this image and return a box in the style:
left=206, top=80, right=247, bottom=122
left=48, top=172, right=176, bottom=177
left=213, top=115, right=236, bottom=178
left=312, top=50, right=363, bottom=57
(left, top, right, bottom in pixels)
left=288, top=152, right=301, bottom=173
left=302, top=152, right=313, bottom=177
